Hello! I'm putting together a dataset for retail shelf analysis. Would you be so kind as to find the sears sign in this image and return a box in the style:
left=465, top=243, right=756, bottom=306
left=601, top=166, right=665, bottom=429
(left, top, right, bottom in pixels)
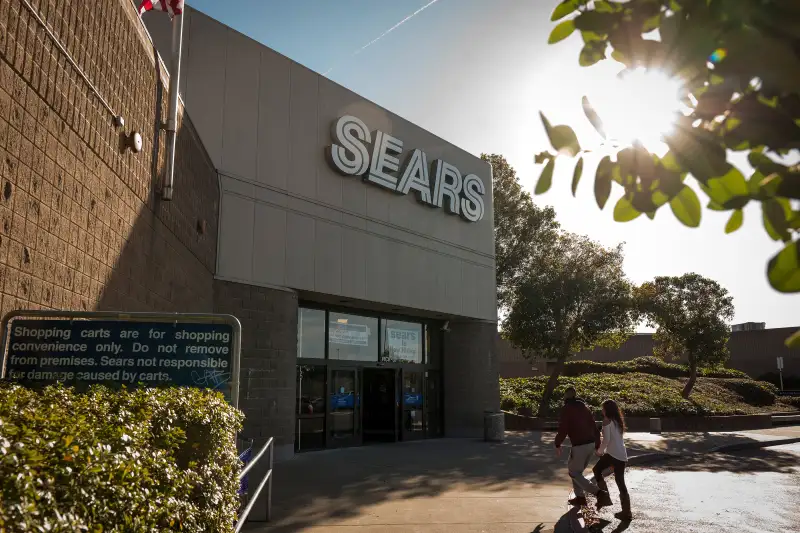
left=327, top=115, right=486, bottom=223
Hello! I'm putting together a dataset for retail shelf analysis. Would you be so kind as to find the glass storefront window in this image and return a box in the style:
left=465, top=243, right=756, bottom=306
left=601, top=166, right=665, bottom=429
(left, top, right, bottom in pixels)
left=381, top=320, right=423, bottom=363
left=298, top=308, right=325, bottom=359
left=328, top=312, right=378, bottom=361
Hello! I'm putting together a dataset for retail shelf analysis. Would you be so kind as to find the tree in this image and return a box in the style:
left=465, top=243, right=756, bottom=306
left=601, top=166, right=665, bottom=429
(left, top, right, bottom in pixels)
left=537, top=0, right=800, bottom=348
left=637, top=273, right=735, bottom=398
left=483, top=154, right=561, bottom=309
left=503, top=232, right=637, bottom=416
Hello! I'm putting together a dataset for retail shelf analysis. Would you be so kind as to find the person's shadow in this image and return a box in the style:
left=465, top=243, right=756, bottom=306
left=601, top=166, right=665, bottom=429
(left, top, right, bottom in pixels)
left=590, top=518, right=630, bottom=532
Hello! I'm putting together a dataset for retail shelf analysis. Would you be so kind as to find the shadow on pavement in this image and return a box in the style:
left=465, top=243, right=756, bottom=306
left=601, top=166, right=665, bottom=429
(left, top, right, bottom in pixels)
left=589, top=518, right=630, bottom=533
left=644, top=445, right=800, bottom=474
left=250, top=432, right=569, bottom=531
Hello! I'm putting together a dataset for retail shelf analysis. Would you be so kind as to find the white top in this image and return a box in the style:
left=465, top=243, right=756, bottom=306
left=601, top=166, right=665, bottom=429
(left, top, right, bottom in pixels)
left=599, top=420, right=628, bottom=462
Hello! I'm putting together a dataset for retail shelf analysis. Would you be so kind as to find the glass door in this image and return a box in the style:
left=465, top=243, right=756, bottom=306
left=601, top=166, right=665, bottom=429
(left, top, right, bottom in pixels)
left=327, top=366, right=362, bottom=448
left=401, top=369, right=425, bottom=441
left=296, top=365, right=327, bottom=452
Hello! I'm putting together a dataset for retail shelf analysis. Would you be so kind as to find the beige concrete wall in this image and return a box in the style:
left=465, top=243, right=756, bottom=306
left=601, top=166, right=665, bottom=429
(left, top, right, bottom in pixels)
left=145, top=8, right=496, bottom=322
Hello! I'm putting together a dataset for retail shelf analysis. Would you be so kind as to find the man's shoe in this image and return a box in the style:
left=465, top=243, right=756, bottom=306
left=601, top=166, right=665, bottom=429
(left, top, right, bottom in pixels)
left=614, top=510, right=633, bottom=521
left=568, top=496, right=587, bottom=506
left=595, top=490, right=613, bottom=509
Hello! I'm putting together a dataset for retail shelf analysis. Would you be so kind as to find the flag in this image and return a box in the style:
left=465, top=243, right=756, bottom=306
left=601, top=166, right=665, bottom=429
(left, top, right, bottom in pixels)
left=139, top=0, right=184, bottom=17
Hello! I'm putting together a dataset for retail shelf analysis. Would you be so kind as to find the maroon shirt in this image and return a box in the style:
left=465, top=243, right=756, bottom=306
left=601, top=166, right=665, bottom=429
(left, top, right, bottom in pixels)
left=554, top=398, right=600, bottom=449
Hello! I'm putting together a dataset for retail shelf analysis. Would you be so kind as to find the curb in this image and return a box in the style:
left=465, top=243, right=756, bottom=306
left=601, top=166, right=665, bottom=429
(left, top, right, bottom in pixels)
left=568, top=437, right=800, bottom=533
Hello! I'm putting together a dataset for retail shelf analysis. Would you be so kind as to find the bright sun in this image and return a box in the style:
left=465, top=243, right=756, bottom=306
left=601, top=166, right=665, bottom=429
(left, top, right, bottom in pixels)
left=587, top=68, right=686, bottom=155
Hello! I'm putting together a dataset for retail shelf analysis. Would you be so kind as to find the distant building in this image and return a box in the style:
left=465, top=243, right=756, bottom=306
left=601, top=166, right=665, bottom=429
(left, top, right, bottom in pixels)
left=731, top=322, right=766, bottom=332
left=498, top=327, right=799, bottom=383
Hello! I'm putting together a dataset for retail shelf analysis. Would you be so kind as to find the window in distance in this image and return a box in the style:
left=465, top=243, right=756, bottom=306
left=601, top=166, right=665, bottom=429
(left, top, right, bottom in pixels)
left=298, top=308, right=325, bottom=359
left=328, top=312, right=378, bottom=361
left=382, top=319, right=422, bottom=364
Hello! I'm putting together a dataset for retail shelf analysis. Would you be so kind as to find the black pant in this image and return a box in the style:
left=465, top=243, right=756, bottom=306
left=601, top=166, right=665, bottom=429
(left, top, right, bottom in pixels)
left=592, top=453, right=628, bottom=496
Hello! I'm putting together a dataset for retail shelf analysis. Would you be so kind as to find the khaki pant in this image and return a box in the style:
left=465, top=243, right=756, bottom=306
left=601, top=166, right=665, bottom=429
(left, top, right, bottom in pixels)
left=568, top=443, right=600, bottom=497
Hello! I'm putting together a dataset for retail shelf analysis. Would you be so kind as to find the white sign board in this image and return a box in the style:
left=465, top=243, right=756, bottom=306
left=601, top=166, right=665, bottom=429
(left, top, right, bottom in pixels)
left=328, top=322, right=369, bottom=347
left=384, top=328, right=420, bottom=362
left=777, top=356, right=784, bottom=370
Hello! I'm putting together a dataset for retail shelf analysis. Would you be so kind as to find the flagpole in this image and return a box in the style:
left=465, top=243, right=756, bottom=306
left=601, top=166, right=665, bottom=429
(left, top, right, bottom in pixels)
left=162, top=11, right=184, bottom=201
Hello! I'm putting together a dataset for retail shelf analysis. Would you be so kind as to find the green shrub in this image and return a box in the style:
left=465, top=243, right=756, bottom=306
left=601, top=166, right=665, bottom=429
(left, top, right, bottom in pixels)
left=778, top=395, right=800, bottom=409
left=0, top=383, right=244, bottom=532
left=705, top=378, right=777, bottom=406
left=500, top=373, right=783, bottom=417
left=563, top=356, right=749, bottom=379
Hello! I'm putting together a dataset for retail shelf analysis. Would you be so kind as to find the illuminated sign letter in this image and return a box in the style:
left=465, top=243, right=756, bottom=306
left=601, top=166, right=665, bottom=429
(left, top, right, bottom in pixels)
left=326, top=115, right=487, bottom=222
left=431, top=160, right=463, bottom=215
left=460, top=174, right=486, bottom=222
left=397, top=148, right=432, bottom=205
left=367, top=131, right=403, bottom=191
left=329, top=115, right=371, bottom=176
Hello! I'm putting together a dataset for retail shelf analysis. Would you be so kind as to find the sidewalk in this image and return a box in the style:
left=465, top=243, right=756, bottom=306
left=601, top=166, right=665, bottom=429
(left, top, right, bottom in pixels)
left=244, top=427, right=800, bottom=533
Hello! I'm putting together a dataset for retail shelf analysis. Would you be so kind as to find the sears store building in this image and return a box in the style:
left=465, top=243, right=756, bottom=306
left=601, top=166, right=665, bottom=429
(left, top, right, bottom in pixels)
left=145, top=7, right=499, bottom=460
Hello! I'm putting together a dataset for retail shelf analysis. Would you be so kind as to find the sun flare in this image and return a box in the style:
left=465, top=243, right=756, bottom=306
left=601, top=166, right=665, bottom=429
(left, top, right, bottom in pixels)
left=588, top=68, right=687, bottom=155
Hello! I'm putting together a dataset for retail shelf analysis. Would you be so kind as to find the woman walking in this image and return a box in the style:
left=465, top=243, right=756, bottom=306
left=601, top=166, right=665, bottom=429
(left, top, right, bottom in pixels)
left=593, top=399, right=632, bottom=521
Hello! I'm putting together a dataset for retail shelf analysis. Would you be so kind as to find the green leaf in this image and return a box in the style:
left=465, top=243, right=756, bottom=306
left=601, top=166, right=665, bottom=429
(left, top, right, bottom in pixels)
left=767, top=240, right=800, bottom=293
left=747, top=170, right=766, bottom=195
left=549, top=20, right=576, bottom=44
left=763, top=199, right=792, bottom=241
left=670, top=186, right=702, bottom=227
left=551, top=0, right=579, bottom=21
left=786, top=329, right=800, bottom=348
left=579, top=41, right=606, bottom=66
left=610, top=49, right=629, bottom=65
left=645, top=211, right=656, bottom=220
left=613, top=196, right=642, bottom=222
left=572, top=157, right=584, bottom=196
left=540, top=112, right=580, bottom=156
left=699, top=165, right=748, bottom=208
left=725, top=209, right=743, bottom=234
left=535, top=158, right=555, bottom=195
left=544, top=121, right=581, bottom=156
left=535, top=151, right=553, bottom=165
left=707, top=200, right=726, bottom=211
left=581, top=96, right=606, bottom=139
left=595, top=156, right=613, bottom=209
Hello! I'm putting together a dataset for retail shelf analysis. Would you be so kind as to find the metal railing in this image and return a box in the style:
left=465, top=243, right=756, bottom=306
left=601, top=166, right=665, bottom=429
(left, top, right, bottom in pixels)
left=235, top=437, right=274, bottom=531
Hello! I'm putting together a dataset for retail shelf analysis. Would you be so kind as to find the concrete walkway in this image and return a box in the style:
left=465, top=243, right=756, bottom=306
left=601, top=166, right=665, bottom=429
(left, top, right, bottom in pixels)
left=244, top=427, right=800, bottom=533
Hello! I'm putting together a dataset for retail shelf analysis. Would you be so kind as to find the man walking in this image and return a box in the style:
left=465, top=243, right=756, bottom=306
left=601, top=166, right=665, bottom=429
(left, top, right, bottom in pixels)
left=554, top=386, right=612, bottom=508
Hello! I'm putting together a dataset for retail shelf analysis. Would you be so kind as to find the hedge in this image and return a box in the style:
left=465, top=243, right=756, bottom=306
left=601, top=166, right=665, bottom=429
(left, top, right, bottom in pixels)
left=500, top=373, right=781, bottom=417
left=562, top=356, right=750, bottom=379
left=0, top=383, right=244, bottom=532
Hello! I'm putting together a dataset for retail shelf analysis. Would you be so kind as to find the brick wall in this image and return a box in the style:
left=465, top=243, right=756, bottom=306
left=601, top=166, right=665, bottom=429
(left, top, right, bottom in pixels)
left=213, top=280, right=298, bottom=461
left=443, top=320, right=500, bottom=437
left=0, top=0, right=218, bottom=317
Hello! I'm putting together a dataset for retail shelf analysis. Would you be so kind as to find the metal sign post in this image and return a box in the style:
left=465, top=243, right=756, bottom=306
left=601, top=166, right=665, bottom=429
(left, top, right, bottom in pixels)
left=777, top=356, right=784, bottom=392
left=0, top=310, right=242, bottom=408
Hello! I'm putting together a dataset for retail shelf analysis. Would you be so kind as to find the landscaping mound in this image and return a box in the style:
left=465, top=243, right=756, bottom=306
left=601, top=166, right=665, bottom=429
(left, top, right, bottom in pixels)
left=500, top=373, right=793, bottom=417
left=563, top=356, right=749, bottom=379
left=0, top=383, right=244, bottom=532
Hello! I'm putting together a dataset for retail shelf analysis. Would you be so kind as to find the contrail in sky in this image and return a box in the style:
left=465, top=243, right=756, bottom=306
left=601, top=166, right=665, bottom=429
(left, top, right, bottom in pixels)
left=324, top=0, right=442, bottom=75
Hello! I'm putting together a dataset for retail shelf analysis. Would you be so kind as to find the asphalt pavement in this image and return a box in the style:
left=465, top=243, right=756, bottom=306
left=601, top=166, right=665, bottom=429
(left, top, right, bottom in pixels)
left=583, top=442, right=800, bottom=533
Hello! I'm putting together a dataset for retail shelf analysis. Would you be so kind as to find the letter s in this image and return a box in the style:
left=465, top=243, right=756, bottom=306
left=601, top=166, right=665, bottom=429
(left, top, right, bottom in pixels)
left=329, top=115, right=372, bottom=176
left=460, top=174, right=486, bottom=222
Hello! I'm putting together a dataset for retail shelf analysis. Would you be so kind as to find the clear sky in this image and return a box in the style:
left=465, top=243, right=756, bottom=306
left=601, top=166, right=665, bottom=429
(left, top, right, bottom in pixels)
left=188, top=0, right=797, bottom=331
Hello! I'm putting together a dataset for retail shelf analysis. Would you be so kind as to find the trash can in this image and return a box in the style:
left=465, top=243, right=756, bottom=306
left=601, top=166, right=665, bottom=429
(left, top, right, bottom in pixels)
left=484, top=411, right=505, bottom=442
left=650, top=417, right=662, bottom=434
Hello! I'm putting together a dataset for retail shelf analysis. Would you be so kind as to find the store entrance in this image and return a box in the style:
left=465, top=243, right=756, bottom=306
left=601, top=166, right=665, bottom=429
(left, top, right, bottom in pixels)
left=362, top=368, right=397, bottom=443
